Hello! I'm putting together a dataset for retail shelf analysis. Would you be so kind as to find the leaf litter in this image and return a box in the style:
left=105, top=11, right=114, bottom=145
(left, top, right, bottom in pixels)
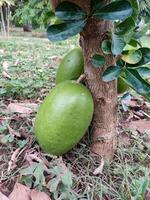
left=0, top=36, right=150, bottom=200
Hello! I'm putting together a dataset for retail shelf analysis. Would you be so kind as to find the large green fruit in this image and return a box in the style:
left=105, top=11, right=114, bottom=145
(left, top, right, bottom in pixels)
left=34, top=81, right=94, bottom=155
left=56, top=48, right=84, bottom=84
left=117, top=77, right=128, bottom=94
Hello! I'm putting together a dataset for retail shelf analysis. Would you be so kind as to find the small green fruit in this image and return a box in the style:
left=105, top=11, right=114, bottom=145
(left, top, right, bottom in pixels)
left=56, top=48, right=84, bottom=84
left=117, top=77, right=128, bottom=94
left=34, top=81, right=94, bottom=155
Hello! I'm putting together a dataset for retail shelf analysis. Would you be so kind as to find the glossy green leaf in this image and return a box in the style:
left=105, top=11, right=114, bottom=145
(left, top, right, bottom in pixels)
left=93, top=0, right=132, bottom=20
left=91, top=54, right=105, bottom=68
left=122, top=50, right=142, bottom=64
left=101, top=40, right=111, bottom=54
left=103, top=66, right=123, bottom=82
left=91, top=0, right=102, bottom=11
left=47, top=20, right=86, bottom=41
left=123, top=39, right=141, bottom=51
left=116, top=17, right=135, bottom=35
left=137, top=67, right=150, bottom=79
left=111, top=33, right=126, bottom=55
left=125, top=69, right=150, bottom=94
left=128, top=0, right=139, bottom=20
left=133, top=48, right=150, bottom=67
left=55, top=2, right=86, bottom=21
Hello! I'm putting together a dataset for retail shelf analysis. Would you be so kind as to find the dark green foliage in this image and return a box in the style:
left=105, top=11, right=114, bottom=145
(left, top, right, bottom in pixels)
left=12, top=0, right=54, bottom=28
left=46, top=0, right=150, bottom=100
left=47, top=20, right=86, bottom=41
left=91, top=54, right=105, bottom=68
left=47, top=0, right=133, bottom=42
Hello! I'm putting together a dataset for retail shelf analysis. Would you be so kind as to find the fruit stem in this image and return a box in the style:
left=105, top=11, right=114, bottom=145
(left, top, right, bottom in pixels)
left=76, top=74, right=86, bottom=83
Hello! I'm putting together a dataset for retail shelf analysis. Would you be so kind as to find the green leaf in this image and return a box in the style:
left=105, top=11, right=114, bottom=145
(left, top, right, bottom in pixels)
left=20, top=163, right=45, bottom=187
left=101, top=40, right=111, bottom=54
left=125, top=69, right=150, bottom=94
left=93, top=0, right=132, bottom=20
left=139, top=48, right=150, bottom=65
left=91, top=54, right=105, bottom=68
left=123, top=39, right=141, bottom=51
left=103, top=66, right=123, bottom=82
left=128, top=48, right=150, bottom=67
left=111, top=33, right=126, bottom=55
left=17, top=140, right=27, bottom=148
left=1, top=134, right=14, bottom=144
left=55, top=2, right=86, bottom=21
left=121, top=50, right=142, bottom=64
left=47, top=20, right=86, bottom=41
left=62, top=170, right=73, bottom=187
left=91, top=0, right=102, bottom=11
left=116, top=17, right=135, bottom=35
left=128, top=0, right=139, bottom=20
left=137, top=67, right=150, bottom=79
left=48, top=177, right=61, bottom=192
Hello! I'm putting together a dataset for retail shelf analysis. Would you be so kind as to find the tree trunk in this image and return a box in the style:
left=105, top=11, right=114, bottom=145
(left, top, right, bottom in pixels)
left=52, top=0, right=118, bottom=160
left=80, top=18, right=117, bottom=160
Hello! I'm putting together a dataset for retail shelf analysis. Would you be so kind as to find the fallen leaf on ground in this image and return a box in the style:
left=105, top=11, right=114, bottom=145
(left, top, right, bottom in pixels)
left=7, top=103, right=38, bottom=114
left=30, top=189, right=51, bottom=200
left=8, top=183, right=51, bottom=200
left=129, top=120, right=150, bottom=133
left=0, top=192, right=9, bottom=200
left=124, top=99, right=139, bottom=107
left=93, top=158, right=104, bottom=175
left=9, top=183, right=30, bottom=200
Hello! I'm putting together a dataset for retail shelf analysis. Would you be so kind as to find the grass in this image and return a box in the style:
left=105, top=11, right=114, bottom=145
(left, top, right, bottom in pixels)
left=0, top=35, right=150, bottom=200
left=0, top=36, right=78, bottom=99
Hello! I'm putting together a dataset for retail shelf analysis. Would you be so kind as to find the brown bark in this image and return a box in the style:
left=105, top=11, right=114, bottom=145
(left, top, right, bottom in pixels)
left=52, top=0, right=118, bottom=160
left=81, top=18, right=117, bottom=160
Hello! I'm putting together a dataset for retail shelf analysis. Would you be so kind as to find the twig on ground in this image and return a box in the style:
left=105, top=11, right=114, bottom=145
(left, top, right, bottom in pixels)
left=7, top=148, right=20, bottom=172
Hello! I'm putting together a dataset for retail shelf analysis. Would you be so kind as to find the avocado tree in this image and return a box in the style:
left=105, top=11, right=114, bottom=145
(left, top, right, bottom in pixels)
left=47, top=0, right=150, bottom=159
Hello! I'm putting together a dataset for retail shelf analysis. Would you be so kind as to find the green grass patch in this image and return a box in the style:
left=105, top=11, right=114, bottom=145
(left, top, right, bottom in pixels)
left=0, top=36, right=78, bottom=99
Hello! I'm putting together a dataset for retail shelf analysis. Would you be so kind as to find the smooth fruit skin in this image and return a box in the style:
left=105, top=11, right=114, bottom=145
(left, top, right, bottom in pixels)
left=34, top=81, right=94, bottom=155
left=117, top=77, right=128, bottom=94
left=56, top=48, right=84, bottom=84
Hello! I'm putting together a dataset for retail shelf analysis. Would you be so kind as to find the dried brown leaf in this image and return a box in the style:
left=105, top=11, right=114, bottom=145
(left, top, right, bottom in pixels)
left=129, top=120, right=150, bottom=133
left=0, top=192, right=9, bottom=200
left=9, top=183, right=30, bottom=200
left=7, top=103, right=38, bottom=114
left=30, top=189, right=51, bottom=200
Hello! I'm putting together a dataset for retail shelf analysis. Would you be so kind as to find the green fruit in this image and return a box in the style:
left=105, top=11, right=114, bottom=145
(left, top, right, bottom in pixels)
left=117, top=77, right=128, bottom=94
left=34, top=81, right=94, bottom=155
left=56, top=48, right=84, bottom=84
